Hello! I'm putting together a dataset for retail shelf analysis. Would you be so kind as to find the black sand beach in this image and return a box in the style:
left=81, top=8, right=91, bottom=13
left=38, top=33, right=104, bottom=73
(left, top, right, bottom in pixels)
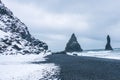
left=35, top=54, right=120, bottom=80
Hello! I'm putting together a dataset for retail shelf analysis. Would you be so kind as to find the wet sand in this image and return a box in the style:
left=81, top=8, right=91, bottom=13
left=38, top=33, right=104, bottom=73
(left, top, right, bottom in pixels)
left=34, top=54, right=120, bottom=80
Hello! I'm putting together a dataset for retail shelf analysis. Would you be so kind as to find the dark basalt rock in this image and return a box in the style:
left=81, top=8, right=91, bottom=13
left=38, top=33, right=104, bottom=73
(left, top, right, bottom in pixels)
left=65, top=33, right=83, bottom=52
left=52, top=51, right=66, bottom=55
left=12, top=45, right=21, bottom=51
left=105, top=35, right=113, bottom=50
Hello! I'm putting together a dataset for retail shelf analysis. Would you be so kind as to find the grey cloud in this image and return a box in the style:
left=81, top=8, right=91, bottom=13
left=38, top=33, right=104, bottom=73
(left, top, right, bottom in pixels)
left=3, top=0, right=120, bottom=51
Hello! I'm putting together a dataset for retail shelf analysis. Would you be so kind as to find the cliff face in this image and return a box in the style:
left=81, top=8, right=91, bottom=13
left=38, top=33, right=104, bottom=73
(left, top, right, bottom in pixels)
left=65, top=33, right=83, bottom=52
left=0, top=1, right=48, bottom=55
left=105, top=35, right=113, bottom=50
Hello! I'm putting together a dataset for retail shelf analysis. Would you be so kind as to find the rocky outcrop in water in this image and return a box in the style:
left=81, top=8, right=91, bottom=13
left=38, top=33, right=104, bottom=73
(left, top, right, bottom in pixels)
left=105, top=35, right=113, bottom=50
left=65, top=33, right=83, bottom=52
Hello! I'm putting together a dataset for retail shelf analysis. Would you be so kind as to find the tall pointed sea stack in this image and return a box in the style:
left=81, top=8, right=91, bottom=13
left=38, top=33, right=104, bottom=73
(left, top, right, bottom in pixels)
left=65, top=33, right=83, bottom=52
left=105, top=35, right=113, bottom=50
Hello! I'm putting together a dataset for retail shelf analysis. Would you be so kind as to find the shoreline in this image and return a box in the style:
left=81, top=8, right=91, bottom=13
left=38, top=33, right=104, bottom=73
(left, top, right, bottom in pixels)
left=44, top=54, right=120, bottom=80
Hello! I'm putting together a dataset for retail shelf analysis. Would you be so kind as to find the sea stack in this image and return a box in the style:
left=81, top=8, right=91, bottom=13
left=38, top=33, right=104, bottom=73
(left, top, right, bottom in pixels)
left=65, top=33, right=83, bottom=52
left=105, top=35, right=113, bottom=50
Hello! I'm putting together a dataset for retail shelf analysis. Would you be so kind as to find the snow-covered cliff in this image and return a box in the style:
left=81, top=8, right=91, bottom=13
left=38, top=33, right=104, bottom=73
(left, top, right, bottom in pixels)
left=0, top=1, right=48, bottom=55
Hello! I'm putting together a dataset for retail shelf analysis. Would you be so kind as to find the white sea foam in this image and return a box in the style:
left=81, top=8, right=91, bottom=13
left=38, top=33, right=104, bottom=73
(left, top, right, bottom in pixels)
left=0, top=53, right=60, bottom=80
left=67, top=49, right=120, bottom=60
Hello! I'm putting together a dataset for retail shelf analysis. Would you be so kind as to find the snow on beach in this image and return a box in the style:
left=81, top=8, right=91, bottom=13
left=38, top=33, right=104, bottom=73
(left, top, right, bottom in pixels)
left=0, top=53, right=60, bottom=80
left=67, top=50, right=120, bottom=60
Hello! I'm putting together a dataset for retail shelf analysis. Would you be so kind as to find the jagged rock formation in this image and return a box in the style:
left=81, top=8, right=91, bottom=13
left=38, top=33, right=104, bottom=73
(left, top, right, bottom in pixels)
left=0, top=1, right=48, bottom=55
left=65, top=33, right=83, bottom=52
left=105, top=35, right=113, bottom=50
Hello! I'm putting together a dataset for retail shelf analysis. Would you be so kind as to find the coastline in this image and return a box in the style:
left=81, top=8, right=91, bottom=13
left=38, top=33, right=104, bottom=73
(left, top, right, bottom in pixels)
left=44, top=54, right=120, bottom=80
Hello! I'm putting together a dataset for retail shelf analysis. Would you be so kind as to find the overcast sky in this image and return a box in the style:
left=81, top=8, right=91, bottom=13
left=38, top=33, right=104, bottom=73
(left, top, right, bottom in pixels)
left=2, top=0, right=120, bottom=51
